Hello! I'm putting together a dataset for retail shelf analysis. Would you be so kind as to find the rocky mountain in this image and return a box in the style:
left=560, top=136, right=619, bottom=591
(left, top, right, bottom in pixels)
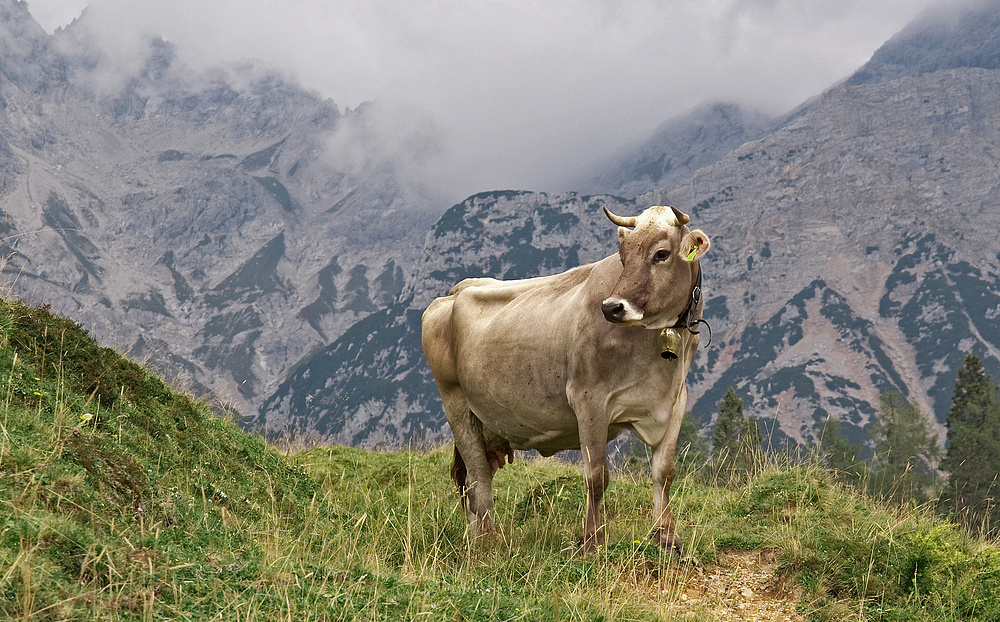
left=848, top=0, right=1000, bottom=86
left=264, top=0, right=1000, bottom=449
left=256, top=191, right=636, bottom=445
left=0, top=0, right=444, bottom=419
left=667, top=60, right=1000, bottom=443
left=576, top=102, right=776, bottom=199
left=6, top=0, right=1000, bottom=452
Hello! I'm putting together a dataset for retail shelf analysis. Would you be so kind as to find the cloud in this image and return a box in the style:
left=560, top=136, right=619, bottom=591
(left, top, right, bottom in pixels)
left=30, top=0, right=942, bottom=199
left=323, top=99, right=446, bottom=186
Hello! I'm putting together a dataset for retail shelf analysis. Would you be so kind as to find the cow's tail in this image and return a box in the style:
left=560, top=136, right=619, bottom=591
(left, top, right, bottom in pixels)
left=451, top=444, right=468, bottom=510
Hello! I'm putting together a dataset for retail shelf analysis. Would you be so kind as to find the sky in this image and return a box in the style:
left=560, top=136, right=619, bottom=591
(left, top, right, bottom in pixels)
left=27, top=0, right=945, bottom=200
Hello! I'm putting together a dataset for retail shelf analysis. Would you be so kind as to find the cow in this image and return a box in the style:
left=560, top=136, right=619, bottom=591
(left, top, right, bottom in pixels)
left=420, top=204, right=710, bottom=555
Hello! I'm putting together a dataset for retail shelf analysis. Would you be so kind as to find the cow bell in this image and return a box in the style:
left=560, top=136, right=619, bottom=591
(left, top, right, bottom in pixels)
left=658, top=327, right=681, bottom=360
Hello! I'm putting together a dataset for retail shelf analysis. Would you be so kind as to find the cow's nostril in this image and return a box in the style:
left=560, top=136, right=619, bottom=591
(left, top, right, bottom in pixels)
left=601, top=300, right=626, bottom=322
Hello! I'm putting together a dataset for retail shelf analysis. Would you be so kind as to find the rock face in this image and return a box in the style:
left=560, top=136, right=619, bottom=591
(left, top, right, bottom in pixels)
left=666, top=64, right=1000, bottom=442
left=266, top=1, right=1000, bottom=448
left=847, top=0, right=1000, bottom=86
left=0, top=1, right=443, bottom=420
left=256, top=191, right=636, bottom=446
left=577, top=102, right=776, bottom=199
left=5, top=0, right=1000, bottom=450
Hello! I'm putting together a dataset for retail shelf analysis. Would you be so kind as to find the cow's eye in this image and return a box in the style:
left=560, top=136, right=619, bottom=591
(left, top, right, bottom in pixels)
left=652, top=249, right=670, bottom=263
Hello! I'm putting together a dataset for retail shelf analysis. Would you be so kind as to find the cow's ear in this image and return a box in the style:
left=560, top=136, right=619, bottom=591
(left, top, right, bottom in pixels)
left=681, top=229, right=710, bottom=261
left=618, top=226, right=629, bottom=244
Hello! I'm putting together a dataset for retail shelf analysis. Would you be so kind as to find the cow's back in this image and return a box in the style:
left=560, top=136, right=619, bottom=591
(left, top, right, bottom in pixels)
left=421, top=270, right=589, bottom=399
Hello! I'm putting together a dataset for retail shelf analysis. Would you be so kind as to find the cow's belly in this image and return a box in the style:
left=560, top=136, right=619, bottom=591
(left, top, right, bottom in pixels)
left=457, top=335, right=581, bottom=452
left=464, top=387, right=580, bottom=453
left=452, top=285, right=583, bottom=452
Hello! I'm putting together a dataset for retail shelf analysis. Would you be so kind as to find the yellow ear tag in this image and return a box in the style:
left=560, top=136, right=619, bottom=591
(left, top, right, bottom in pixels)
left=685, top=246, right=698, bottom=262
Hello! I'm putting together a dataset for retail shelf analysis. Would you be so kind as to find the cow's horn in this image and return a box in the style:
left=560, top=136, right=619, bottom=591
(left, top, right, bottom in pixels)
left=669, top=206, right=690, bottom=226
left=603, top=205, right=636, bottom=228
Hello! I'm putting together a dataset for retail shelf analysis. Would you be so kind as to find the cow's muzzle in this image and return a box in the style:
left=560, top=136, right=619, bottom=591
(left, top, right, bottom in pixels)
left=601, top=298, right=642, bottom=324
left=601, top=300, right=626, bottom=323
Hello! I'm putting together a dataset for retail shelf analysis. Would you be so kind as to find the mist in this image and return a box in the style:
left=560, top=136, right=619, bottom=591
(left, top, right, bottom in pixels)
left=30, top=0, right=945, bottom=201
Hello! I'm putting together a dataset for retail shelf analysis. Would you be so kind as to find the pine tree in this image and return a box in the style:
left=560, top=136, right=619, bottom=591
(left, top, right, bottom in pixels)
left=712, top=387, right=746, bottom=463
left=943, top=355, right=997, bottom=464
left=712, top=387, right=760, bottom=476
left=743, top=414, right=762, bottom=472
left=868, top=391, right=940, bottom=504
left=941, top=355, right=1000, bottom=534
left=817, top=413, right=865, bottom=485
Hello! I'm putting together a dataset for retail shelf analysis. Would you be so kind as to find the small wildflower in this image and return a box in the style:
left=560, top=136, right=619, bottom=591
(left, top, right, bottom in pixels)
left=80, top=413, right=94, bottom=423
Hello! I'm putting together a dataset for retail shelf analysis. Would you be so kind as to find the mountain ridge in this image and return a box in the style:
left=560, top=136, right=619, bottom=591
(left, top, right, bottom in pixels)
left=0, top=0, right=446, bottom=421
left=577, top=102, right=776, bottom=199
left=848, top=0, right=1000, bottom=86
left=3, top=0, right=1000, bottom=450
left=260, top=2, right=1000, bottom=447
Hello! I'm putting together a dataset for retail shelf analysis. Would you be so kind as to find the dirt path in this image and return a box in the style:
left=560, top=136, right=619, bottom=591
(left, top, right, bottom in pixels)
left=671, top=549, right=807, bottom=621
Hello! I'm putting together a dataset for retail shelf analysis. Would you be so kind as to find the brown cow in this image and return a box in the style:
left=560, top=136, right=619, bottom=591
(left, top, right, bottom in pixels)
left=421, top=205, right=710, bottom=554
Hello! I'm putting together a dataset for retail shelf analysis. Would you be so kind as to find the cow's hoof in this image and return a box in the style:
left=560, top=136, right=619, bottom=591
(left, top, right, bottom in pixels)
left=653, top=528, right=684, bottom=558
left=471, top=516, right=498, bottom=539
left=578, top=534, right=605, bottom=556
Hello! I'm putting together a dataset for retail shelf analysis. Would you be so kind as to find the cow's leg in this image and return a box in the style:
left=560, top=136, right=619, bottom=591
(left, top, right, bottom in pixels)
left=579, top=428, right=610, bottom=555
left=441, top=389, right=496, bottom=536
left=650, top=441, right=683, bottom=556
left=649, top=403, right=686, bottom=556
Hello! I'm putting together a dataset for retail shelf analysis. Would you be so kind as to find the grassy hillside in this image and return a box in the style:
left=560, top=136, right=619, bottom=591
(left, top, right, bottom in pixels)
left=1, top=299, right=999, bottom=621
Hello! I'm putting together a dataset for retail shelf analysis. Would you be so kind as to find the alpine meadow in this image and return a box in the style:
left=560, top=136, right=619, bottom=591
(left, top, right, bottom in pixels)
left=2, top=298, right=999, bottom=620
left=3, top=0, right=1000, bottom=620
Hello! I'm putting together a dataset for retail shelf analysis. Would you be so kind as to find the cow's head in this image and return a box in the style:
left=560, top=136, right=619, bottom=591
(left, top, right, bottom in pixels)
left=600, top=205, right=710, bottom=329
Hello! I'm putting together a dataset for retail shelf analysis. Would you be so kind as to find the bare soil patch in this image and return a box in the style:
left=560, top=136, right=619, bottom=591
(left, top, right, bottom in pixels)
left=672, top=549, right=806, bottom=621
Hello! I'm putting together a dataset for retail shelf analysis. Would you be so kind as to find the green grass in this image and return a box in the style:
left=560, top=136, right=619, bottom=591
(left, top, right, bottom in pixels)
left=0, top=298, right=998, bottom=620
